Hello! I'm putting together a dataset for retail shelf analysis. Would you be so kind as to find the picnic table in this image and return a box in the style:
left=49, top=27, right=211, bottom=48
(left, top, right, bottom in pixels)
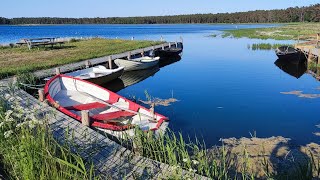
left=16, top=37, right=65, bottom=50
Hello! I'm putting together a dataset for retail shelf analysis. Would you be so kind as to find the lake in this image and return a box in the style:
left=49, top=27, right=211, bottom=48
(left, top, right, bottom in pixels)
left=2, top=24, right=320, bottom=147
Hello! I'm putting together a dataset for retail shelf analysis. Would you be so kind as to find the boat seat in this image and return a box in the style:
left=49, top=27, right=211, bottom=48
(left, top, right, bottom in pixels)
left=91, top=111, right=135, bottom=121
left=64, top=99, right=119, bottom=111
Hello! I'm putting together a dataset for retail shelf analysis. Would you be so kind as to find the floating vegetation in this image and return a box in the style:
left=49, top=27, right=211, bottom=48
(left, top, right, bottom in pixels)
left=249, top=43, right=291, bottom=50
left=280, top=90, right=320, bottom=99
left=140, top=98, right=179, bottom=107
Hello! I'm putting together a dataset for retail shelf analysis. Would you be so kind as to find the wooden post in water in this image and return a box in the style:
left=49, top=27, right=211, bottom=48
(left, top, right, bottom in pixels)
left=81, top=110, right=90, bottom=127
left=308, top=49, right=313, bottom=63
left=127, top=52, right=131, bottom=60
left=85, top=60, right=90, bottom=68
left=108, top=56, right=113, bottom=69
left=38, top=89, right=45, bottom=102
left=55, top=68, right=61, bottom=75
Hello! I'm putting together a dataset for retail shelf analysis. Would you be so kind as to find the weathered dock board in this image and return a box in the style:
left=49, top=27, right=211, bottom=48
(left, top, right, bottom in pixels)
left=34, top=41, right=183, bottom=79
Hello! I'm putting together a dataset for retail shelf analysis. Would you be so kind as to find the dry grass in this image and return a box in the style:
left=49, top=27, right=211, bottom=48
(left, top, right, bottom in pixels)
left=0, top=38, right=160, bottom=78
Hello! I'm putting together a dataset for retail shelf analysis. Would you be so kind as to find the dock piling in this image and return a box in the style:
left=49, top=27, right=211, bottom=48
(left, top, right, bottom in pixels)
left=38, top=89, right=45, bottom=102
left=55, top=68, right=61, bottom=75
left=127, top=52, right=131, bottom=60
left=108, top=56, right=113, bottom=69
left=85, top=60, right=91, bottom=68
left=81, top=110, right=90, bottom=127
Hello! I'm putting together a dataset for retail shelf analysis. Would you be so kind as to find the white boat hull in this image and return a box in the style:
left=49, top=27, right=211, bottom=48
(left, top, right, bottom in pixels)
left=114, top=57, right=159, bottom=71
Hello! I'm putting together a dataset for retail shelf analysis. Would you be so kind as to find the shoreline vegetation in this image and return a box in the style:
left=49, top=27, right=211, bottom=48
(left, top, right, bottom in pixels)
left=0, top=38, right=160, bottom=79
left=222, top=23, right=320, bottom=40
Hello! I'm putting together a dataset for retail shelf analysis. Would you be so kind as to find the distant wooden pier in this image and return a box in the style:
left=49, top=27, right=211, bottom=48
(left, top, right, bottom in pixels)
left=34, top=41, right=183, bottom=79
left=294, top=33, right=320, bottom=63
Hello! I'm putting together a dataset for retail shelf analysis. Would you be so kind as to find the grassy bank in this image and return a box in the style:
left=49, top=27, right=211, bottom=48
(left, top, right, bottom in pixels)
left=0, top=97, right=97, bottom=179
left=0, top=38, right=160, bottom=79
left=223, top=23, right=320, bottom=40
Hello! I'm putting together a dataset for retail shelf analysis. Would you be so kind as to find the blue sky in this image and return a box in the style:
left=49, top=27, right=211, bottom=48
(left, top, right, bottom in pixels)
left=1, top=0, right=319, bottom=18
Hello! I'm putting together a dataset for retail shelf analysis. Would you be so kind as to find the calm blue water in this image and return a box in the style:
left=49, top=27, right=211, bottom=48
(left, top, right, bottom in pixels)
left=2, top=24, right=320, bottom=147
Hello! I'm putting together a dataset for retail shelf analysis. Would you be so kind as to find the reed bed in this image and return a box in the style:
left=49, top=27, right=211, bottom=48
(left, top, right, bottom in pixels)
left=249, top=43, right=292, bottom=50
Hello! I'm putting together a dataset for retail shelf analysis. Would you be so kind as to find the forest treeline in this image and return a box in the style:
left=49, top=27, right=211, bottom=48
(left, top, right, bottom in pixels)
left=1, top=4, right=319, bottom=25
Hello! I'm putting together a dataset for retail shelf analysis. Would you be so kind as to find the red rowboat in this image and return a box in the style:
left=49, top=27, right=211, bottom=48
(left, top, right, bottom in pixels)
left=44, top=74, right=169, bottom=137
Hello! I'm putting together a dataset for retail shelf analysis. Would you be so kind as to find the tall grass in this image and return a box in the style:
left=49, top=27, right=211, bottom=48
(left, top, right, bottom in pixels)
left=0, top=97, right=98, bottom=179
left=249, top=43, right=291, bottom=50
left=130, top=129, right=247, bottom=179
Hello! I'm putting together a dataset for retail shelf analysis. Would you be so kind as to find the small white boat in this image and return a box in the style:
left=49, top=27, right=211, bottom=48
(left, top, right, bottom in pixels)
left=46, top=66, right=124, bottom=85
left=44, top=74, right=169, bottom=139
left=114, top=56, right=160, bottom=71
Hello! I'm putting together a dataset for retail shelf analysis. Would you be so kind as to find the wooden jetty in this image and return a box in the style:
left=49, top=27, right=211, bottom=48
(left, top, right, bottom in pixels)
left=0, top=40, right=208, bottom=179
left=294, top=33, right=320, bottom=80
left=294, top=33, right=320, bottom=63
left=34, top=41, right=183, bottom=79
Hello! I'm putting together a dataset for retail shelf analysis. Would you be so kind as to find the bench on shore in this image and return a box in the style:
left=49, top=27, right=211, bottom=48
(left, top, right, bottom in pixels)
left=16, top=38, right=65, bottom=50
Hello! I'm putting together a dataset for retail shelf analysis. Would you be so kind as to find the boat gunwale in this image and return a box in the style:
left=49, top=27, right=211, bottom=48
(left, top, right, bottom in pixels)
left=44, top=74, right=168, bottom=131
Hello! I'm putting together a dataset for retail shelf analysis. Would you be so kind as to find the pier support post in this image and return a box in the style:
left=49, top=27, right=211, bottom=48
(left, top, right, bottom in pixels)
left=108, top=56, right=113, bottom=69
left=85, top=60, right=91, bottom=68
left=81, top=110, right=90, bottom=127
left=55, top=68, right=61, bottom=75
left=127, top=52, right=131, bottom=60
left=38, top=89, right=45, bottom=102
left=317, top=33, right=320, bottom=47
left=12, top=76, right=18, bottom=86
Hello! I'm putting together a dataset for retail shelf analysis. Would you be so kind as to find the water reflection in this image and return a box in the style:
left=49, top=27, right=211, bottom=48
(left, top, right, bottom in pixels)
left=102, top=55, right=182, bottom=92
left=159, top=55, right=182, bottom=68
left=274, top=58, right=307, bottom=79
left=101, top=66, right=159, bottom=92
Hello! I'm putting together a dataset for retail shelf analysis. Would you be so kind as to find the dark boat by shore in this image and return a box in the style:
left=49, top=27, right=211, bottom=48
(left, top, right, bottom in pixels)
left=275, top=46, right=306, bottom=61
left=152, top=47, right=183, bottom=58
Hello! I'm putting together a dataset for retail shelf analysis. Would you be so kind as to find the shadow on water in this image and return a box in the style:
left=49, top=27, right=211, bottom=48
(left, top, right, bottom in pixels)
left=101, top=66, right=160, bottom=92
left=159, top=55, right=182, bottom=68
left=102, top=55, right=182, bottom=92
left=274, top=58, right=307, bottom=79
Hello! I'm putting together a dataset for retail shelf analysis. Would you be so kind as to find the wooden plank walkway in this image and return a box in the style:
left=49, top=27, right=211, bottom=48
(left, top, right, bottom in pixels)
left=34, top=42, right=182, bottom=79
left=295, top=33, right=320, bottom=62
